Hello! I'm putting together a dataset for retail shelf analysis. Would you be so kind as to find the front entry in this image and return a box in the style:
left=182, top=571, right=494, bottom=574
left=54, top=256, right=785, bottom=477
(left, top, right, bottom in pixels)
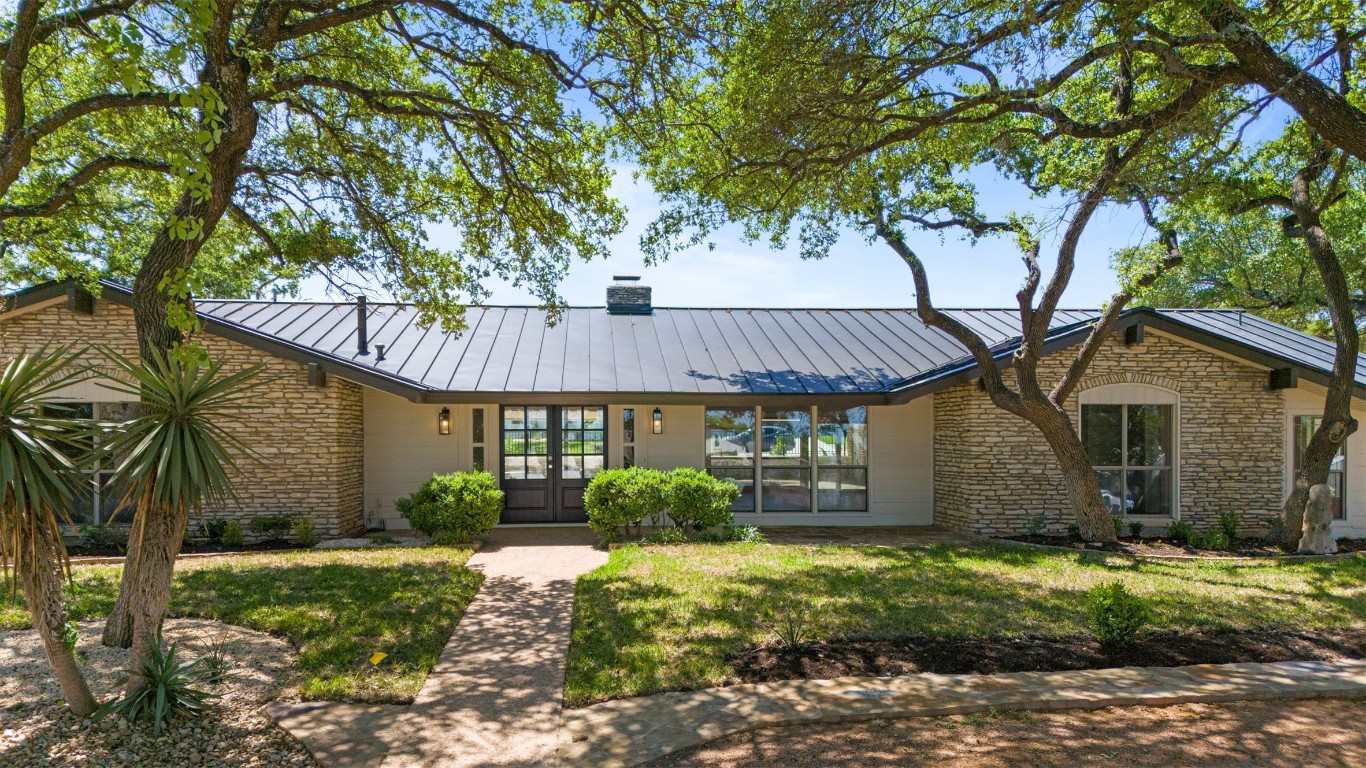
left=500, top=405, right=606, bottom=523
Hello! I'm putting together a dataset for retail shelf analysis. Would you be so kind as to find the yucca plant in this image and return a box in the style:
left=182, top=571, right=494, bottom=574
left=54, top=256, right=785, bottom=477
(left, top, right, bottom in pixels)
left=96, top=638, right=216, bottom=734
left=93, top=348, right=262, bottom=697
left=0, top=349, right=98, bottom=716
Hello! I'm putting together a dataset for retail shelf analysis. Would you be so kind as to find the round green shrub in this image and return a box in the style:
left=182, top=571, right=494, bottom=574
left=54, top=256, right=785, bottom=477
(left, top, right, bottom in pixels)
left=220, top=519, right=245, bottom=548
left=584, top=467, right=668, bottom=540
left=396, top=471, right=504, bottom=543
left=664, top=467, right=740, bottom=530
left=1086, top=581, right=1152, bottom=649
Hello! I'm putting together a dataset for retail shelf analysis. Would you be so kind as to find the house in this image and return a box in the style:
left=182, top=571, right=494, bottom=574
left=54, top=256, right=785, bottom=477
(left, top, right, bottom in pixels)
left=4, top=276, right=1364, bottom=540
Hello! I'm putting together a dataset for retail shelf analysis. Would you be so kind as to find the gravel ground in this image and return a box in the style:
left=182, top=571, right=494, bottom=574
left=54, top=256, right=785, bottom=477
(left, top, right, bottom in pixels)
left=647, top=697, right=1366, bottom=767
left=0, top=618, right=317, bottom=768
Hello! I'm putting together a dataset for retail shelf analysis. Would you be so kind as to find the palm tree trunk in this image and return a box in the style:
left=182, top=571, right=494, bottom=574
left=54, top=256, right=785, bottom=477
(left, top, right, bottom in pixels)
left=124, top=503, right=188, bottom=696
left=100, top=554, right=136, bottom=648
left=23, top=524, right=97, bottom=716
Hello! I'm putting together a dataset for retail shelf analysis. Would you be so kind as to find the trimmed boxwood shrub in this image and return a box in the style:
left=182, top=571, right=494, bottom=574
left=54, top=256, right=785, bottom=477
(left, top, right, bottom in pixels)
left=1086, top=581, right=1152, bottom=649
left=664, top=467, right=739, bottom=531
left=397, top=471, right=504, bottom=543
left=584, top=467, right=668, bottom=541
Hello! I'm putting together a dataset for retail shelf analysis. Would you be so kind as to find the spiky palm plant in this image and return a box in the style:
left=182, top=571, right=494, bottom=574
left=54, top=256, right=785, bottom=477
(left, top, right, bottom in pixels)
left=94, top=348, right=262, bottom=696
left=0, top=349, right=98, bottom=716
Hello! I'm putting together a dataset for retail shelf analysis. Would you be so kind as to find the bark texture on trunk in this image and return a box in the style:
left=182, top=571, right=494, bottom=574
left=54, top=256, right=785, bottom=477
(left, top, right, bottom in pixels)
left=106, top=22, right=260, bottom=647
left=24, top=524, right=98, bottom=716
left=1027, top=399, right=1117, bottom=543
left=1278, top=160, right=1359, bottom=547
left=123, top=502, right=189, bottom=697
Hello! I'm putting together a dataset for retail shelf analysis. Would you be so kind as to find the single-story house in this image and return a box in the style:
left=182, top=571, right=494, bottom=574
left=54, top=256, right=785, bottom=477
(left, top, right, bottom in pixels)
left=4, top=276, right=1364, bottom=540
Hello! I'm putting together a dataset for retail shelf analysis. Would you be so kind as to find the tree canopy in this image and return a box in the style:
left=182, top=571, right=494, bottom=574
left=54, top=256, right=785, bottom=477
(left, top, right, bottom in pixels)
left=0, top=0, right=647, bottom=341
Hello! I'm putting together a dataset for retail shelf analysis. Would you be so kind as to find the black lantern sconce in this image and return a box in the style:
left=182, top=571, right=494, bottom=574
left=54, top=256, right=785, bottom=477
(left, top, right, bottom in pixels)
left=652, top=407, right=663, bottom=434
left=438, top=407, right=451, bottom=435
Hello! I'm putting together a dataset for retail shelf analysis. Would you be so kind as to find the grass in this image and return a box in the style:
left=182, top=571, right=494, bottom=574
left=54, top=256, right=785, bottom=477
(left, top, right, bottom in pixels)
left=565, top=541, right=1366, bottom=706
left=1, top=547, right=481, bottom=703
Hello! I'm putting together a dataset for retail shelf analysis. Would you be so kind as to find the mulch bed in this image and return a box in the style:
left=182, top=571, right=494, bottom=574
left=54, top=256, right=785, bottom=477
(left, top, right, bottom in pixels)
left=731, top=627, right=1366, bottom=684
left=68, top=540, right=302, bottom=557
left=1001, top=534, right=1366, bottom=558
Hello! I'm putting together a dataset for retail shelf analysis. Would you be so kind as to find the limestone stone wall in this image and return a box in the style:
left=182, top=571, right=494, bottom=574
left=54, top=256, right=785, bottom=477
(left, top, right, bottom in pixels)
left=0, top=298, right=365, bottom=538
left=933, top=332, right=1285, bottom=536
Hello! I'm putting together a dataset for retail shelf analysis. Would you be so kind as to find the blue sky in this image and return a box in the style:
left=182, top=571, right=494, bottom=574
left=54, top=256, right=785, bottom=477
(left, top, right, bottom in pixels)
left=301, top=162, right=1154, bottom=310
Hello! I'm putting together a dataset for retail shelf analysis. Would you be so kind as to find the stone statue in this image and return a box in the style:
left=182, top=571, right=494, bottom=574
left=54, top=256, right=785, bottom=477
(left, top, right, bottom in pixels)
left=1298, top=484, right=1338, bottom=555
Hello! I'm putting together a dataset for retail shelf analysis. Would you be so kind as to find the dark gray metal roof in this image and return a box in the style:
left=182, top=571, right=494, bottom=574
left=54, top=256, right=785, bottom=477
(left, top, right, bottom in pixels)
left=194, top=299, right=1104, bottom=397
left=9, top=281, right=1364, bottom=403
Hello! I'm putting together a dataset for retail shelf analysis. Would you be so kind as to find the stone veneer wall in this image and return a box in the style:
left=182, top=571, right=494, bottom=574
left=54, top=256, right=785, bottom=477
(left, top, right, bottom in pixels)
left=933, top=332, right=1285, bottom=537
left=0, top=299, right=365, bottom=538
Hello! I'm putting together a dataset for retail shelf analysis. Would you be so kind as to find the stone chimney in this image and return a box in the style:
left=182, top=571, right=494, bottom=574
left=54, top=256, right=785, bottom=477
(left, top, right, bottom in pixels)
left=606, top=275, right=652, bottom=315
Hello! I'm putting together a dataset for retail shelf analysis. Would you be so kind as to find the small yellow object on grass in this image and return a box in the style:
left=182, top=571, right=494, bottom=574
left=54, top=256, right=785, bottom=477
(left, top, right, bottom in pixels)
left=370, top=652, right=388, bottom=666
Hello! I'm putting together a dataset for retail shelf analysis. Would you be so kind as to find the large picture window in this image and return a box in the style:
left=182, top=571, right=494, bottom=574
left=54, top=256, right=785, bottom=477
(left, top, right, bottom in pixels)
left=1294, top=416, right=1347, bottom=520
left=705, top=408, right=756, bottom=511
left=816, top=406, right=868, bottom=511
left=1082, top=403, right=1174, bottom=517
left=43, top=401, right=140, bottom=525
left=760, top=409, right=812, bottom=511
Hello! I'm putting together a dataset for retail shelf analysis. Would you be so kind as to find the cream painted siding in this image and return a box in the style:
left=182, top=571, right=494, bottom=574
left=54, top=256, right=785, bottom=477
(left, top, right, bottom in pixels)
left=1283, top=385, right=1366, bottom=537
left=363, top=389, right=499, bottom=530
left=867, top=400, right=935, bottom=524
left=628, top=404, right=705, bottom=471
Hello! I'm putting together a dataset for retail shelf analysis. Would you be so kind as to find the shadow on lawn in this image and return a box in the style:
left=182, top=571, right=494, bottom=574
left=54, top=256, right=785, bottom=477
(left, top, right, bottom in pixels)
left=565, top=543, right=1366, bottom=706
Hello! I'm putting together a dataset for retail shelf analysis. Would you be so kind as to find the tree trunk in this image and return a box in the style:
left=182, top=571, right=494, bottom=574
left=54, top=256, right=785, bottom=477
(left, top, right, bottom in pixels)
left=1279, top=169, right=1359, bottom=547
left=1026, top=398, right=1118, bottom=543
left=103, top=39, right=260, bottom=647
left=124, top=502, right=189, bottom=697
left=23, top=524, right=98, bottom=716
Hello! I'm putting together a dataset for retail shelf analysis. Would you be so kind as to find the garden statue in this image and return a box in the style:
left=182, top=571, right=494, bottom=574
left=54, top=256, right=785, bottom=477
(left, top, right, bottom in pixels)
left=1298, top=484, right=1338, bottom=555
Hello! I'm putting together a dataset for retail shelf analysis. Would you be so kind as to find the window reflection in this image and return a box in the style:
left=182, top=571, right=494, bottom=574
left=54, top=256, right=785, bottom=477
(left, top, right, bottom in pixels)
left=705, top=408, right=755, bottom=511
left=1082, top=403, right=1174, bottom=517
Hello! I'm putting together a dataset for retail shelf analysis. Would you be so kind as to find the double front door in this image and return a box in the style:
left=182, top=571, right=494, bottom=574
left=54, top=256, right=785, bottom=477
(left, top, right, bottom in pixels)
left=500, top=405, right=607, bottom=523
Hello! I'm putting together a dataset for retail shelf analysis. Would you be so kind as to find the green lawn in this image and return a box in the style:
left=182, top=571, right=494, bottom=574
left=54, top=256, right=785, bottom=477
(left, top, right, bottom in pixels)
left=565, top=542, right=1366, bottom=706
left=1, top=547, right=481, bottom=703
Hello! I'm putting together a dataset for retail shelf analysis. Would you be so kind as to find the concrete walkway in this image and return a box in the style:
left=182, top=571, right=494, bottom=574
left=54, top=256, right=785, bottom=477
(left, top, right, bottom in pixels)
left=558, top=658, right=1366, bottom=767
left=377, top=527, right=607, bottom=768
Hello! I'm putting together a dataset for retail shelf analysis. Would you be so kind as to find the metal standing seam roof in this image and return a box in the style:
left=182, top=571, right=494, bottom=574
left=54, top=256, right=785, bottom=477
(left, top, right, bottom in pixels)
left=194, top=299, right=1109, bottom=396
left=9, top=280, right=1364, bottom=401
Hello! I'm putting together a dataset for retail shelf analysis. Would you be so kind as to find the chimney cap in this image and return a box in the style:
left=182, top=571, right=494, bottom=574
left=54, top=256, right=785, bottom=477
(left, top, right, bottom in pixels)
left=612, top=274, right=641, bottom=282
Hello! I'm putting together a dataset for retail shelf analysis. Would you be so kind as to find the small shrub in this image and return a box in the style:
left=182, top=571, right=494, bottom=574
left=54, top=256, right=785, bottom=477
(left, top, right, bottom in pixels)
left=691, top=524, right=766, bottom=544
left=96, top=639, right=215, bottom=734
left=292, top=517, right=318, bottom=548
left=396, top=471, right=503, bottom=543
left=1204, top=530, right=1231, bottom=551
left=220, top=520, right=245, bottom=548
left=759, top=605, right=815, bottom=652
left=1085, top=582, right=1152, bottom=649
left=372, top=532, right=398, bottom=546
left=583, top=467, right=668, bottom=541
left=202, top=519, right=230, bottom=546
left=198, top=635, right=233, bottom=684
left=643, top=526, right=687, bottom=544
left=1066, top=523, right=1081, bottom=539
left=1166, top=519, right=1196, bottom=546
left=1025, top=512, right=1047, bottom=536
left=1128, top=521, right=1145, bottom=538
left=79, top=524, right=128, bottom=553
left=664, top=467, right=740, bottom=530
left=1112, top=517, right=1124, bottom=539
left=248, top=515, right=294, bottom=540
left=1218, top=510, right=1242, bottom=541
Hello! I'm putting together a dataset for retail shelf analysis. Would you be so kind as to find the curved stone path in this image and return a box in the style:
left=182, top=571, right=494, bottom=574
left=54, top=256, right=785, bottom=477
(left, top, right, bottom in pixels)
left=557, top=659, right=1366, bottom=767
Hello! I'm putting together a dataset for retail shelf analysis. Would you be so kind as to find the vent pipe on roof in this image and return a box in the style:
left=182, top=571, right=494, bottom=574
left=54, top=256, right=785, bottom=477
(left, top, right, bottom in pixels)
left=357, top=295, right=369, bottom=356
left=607, top=275, right=652, bottom=315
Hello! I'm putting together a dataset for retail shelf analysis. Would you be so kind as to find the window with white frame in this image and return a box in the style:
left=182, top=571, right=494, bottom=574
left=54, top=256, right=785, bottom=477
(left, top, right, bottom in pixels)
left=1293, top=416, right=1347, bottom=520
left=43, top=401, right=141, bottom=525
left=1082, top=403, right=1175, bottom=517
left=471, top=407, right=486, bottom=472
left=622, top=408, right=637, bottom=468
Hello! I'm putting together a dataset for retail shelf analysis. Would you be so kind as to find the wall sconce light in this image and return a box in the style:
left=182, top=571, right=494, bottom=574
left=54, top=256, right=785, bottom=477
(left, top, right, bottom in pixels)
left=438, top=407, right=451, bottom=435
left=652, top=407, right=663, bottom=434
